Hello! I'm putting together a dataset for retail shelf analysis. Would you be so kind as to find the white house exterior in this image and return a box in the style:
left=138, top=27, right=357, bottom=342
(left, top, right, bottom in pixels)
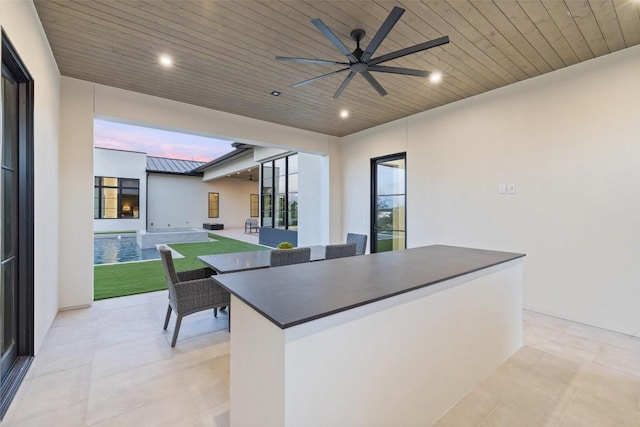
left=93, top=147, right=260, bottom=233
left=93, top=148, right=147, bottom=232
left=147, top=172, right=258, bottom=230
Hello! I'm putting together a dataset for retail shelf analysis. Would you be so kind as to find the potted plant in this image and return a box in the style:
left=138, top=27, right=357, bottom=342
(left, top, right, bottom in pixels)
left=276, top=241, right=294, bottom=249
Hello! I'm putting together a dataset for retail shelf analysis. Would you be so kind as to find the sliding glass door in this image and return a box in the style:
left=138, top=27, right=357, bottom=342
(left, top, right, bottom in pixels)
left=371, top=153, right=406, bottom=253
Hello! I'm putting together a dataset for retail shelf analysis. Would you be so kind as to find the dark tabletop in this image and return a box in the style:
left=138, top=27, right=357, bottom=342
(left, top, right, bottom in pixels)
left=212, top=245, right=525, bottom=329
left=198, top=245, right=326, bottom=274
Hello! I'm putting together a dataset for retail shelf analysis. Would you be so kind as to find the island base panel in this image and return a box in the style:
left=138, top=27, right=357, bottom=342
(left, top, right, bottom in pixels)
left=230, top=260, right=523, bottom=426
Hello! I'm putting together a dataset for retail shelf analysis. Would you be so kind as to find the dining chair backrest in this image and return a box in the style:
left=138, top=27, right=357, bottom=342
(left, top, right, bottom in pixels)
left=325, top=242, right=357, bottom=260
left=270, top=247, right=311, bottom=267
left=346, top=233, right=368, bottom=255
left=159, top=246, right=179, bottom=287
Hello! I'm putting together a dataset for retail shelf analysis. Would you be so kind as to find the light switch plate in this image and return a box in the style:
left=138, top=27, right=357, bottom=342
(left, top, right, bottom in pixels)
left=507, top=184, right=516, bottom=194
left=498, top=184, right=506, bottom=194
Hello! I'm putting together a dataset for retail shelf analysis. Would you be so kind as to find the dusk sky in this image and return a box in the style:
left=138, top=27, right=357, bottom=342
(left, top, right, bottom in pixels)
left=93, top=119, right=235, bottom=162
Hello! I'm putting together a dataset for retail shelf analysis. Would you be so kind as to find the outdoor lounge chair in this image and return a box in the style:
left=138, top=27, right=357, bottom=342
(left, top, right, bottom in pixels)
left=325, top=242, right=357, bottom=260
left=346, top=233, right=368, bottom=255
left=270, top=247, right=311, bottom=267
left=159, top=246, right=230, bottom=347
left=245, top=218, right=259, bottom=233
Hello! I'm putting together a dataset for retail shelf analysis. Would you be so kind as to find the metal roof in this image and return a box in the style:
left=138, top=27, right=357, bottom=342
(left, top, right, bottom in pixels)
left=146, top=156, right=206, bottom=175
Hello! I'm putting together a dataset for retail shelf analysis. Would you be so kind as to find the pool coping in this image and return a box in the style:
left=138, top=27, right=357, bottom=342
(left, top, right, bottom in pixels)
left=93, top=239, right=185, bottom=266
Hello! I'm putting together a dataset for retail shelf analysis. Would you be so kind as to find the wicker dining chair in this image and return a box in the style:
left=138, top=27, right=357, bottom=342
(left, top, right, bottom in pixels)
left=270, top=247, right=311, bottom=267
left=346, top=233, right=368, bottom=255
left=159, top=246, right=230, bottom=347
left=325, top=242, right=357, bottom=260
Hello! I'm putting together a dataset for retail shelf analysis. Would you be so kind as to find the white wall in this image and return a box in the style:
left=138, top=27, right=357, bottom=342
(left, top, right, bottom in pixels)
left=341, top=119, right=409, bottom=253
left=1, top=0, right=61, bottom=352
left=93, top=148, right=147, bottom=232
left=327, top=137, right=343, bottom=245
left=253, top=146, right=291, bottom=162
left=59, top=79, right=95, bottom=310
left=340, top=45, right=640, bottom=336
left=148, top=174, right=258, bottom=229
left=93, top=84, right=330, bottom=154
left=297, top=153, right=327, bottom=246
left=201, top=151, right=258, bottom=181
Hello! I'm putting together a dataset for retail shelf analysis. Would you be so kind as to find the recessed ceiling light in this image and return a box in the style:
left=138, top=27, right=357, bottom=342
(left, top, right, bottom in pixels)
left=159, top=54, right=173, bottom=67
left=270, top=91, right=282, bottom=96
left=429, top=72, right=442, bottom=84
left=340, top=110, right=349, bottom=119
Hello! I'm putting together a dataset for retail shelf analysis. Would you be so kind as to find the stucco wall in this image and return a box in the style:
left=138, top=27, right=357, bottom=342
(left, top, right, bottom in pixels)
left=201, top=152, right=258, bottom=181
left=148, top=174, right=258, bottom=230
left=93, top=84, right=330, bottom=154
left=340, top=118, right=409, bottom=254
left=341, top=44, right=640, bottom=336
left=93, top=148, right=147, bottom=232
left=297, top=153, right=328, bottom=246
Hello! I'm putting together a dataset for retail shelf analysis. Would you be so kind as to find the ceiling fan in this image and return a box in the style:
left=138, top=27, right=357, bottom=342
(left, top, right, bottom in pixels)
left=276, top=6, right=449, bottom=98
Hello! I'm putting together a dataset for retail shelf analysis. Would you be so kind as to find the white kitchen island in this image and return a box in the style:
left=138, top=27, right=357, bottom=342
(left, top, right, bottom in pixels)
left=212, top=245, right=525, bottom=427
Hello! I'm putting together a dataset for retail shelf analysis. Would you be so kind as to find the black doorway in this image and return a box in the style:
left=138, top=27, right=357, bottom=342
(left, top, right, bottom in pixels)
left=0, top=32, right=35, bottom=420
left=370, top=153, right=407, bottom=253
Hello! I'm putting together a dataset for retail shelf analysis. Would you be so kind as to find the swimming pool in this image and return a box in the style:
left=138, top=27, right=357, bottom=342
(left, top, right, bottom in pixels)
left=94, top=235, right=161, bottom=265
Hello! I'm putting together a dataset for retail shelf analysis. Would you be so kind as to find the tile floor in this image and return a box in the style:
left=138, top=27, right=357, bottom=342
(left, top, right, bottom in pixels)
left=437, top=311, right=640, bottom=426
left=207, top=226, right=260, bottom=246
left=1, top=291, right=231, bottom=427
left=2, top=292, right=640, bottom=426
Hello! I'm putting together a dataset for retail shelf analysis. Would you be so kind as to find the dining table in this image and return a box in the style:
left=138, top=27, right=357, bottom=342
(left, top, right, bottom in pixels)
left=198, top=245, right=326, bottom=274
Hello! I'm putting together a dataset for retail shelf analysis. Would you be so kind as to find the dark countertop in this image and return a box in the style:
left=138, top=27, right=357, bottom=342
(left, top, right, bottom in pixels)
left=212, top=245, right=525, bottom=329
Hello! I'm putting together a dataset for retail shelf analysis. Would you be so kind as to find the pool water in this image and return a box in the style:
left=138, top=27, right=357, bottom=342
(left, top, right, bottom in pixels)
left=94, top=235, right=161, bottom=265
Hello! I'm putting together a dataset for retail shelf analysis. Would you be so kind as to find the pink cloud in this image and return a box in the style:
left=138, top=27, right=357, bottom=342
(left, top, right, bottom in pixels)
left=94, top=119, right=234, bottom=162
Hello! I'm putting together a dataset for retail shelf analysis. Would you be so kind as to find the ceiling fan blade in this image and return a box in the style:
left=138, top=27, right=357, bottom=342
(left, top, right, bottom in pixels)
left=291, top=68, right=350, bottom=88
left=276, top=56, right=349, bottom=66
left=333, top=71, right=356, bottom=99
left=367, top=65, right=429, bottom=77
left=368, top=36, right=450, bottom=66
left=360, top=6, right=405, bottom=63
left=361, top=71, right=388, bottom=96
left=311, top=18, right=358, bottom=63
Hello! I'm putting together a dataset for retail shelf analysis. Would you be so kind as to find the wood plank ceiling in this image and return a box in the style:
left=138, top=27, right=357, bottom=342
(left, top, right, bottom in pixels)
left=34, top=0, right=640, bottom=137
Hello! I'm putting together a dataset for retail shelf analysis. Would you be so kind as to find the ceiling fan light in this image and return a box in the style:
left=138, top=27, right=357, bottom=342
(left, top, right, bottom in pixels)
left=429, top=72, right=442, bottom=83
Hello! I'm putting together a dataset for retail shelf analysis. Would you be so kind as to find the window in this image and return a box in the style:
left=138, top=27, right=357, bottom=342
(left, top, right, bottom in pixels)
left=250, top=194, right=259, bottom=217
left=94, top=177, right=140, bottom=219
left=371, top=153, right=406, bottom=253
left=260, top=154, right=298, bottom=230
left=208, top=192, right=219, bottom=218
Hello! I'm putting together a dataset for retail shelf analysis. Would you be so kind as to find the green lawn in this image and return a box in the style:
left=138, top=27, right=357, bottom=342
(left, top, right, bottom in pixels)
left=93, top=233, right=268, bottom=300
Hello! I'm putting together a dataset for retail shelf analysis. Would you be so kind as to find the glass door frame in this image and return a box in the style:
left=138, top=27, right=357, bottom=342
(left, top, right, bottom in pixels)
left=370, top=152, right=407, bottom=253
left=0, top=31, right=35, bottom=420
